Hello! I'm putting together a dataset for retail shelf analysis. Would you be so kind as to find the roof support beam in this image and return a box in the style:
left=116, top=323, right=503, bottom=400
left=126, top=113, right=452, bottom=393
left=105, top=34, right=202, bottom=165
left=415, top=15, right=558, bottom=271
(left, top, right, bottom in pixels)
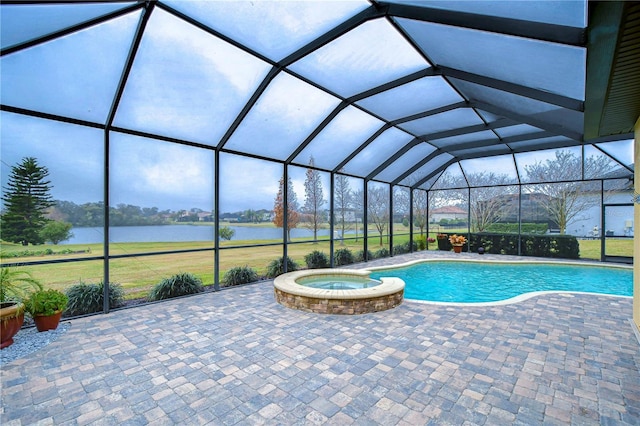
left=437, top=66, right=584, bottom=111
left=391, top=149, right=444, bottom=186
left=348, top=68, right=435, bottom=103
left=106, top=1, right=155, bottom=129
left=332, top=124, right=392, bottom=172
left=1, top=2, right=144, bottom=56
left=280, top=5, right=386, bottom=67
left=285, top=101, right=349, bottom=164
left=394, top=130, right=552, bottom=186
left=365, top=138, right=422, bottom=180
left=470, top=101, right=584, bottom=141
left=383, top=2, right=586, bottom=47
left=392, top=101, right=468, bottom=126
left=0, top=104, right=105, bottom=130
left=420, top=118, right=516, bottom=141
left=411, top=158, right=458, bottom=190
left=444, top=130, right=553, bottom=153
left=217, top=67, right=281, bottom=150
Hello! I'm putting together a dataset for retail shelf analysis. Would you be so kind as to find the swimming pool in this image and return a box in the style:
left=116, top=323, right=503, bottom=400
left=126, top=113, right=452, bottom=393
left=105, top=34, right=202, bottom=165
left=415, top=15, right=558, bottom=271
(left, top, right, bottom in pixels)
left=368, top=261, right=633, bottom=304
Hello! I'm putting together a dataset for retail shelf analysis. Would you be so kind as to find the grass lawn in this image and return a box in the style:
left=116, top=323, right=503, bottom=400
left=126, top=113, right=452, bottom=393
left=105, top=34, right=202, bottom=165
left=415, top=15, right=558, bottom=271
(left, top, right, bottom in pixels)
left=0, top=235, right=404, bottom=299
left=578, top=238, right=633, bottom=260
left=1, top=232, right=632, bottom=300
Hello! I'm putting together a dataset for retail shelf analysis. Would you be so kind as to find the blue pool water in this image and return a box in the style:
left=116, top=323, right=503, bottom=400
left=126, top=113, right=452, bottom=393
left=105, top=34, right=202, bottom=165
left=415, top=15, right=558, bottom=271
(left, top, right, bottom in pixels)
left=298, top=277, right=382, bottom=290
left=369, top=261, right=633, bottom=303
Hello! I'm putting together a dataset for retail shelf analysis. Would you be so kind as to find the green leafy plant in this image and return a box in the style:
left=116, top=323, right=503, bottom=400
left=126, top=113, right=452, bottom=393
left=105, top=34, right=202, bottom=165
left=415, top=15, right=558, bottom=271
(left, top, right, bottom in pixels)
left=0, top=267, right=43, bottom=304
left=393, top=242, right=413, bottom=255
left=266, top=256, right=298, bottom=278
left=25, top=289, right=68, bottom=317
left=223, top=266, right=259, bottom=287
left=416, top=235, right=426, bottom=251
left=334, top=248, right=354, bottom=266
left=148, top=272, right=204, bottom=301
left=219, top=225, right=235, bottom=241
left=355, top=250, right=374, bottom=263
left=39, top=220, right=74, bottom=244
left=65, top=281, right=124, bottom=316
left=374, top=247, right=390, bottom=259
left=304, top=250, right=329, bottom=268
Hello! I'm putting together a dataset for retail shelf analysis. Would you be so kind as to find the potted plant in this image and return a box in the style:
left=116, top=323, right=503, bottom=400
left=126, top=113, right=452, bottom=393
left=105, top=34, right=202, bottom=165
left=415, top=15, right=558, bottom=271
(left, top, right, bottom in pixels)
left=0, top=268, right=43, bottom=348
left=427, top=237, right=436, bottom=250
left=437, top=234, right=449, bottom=251
left=25, top=289, right=68, bottom=332
left=448, top=234, right=467, bottom=253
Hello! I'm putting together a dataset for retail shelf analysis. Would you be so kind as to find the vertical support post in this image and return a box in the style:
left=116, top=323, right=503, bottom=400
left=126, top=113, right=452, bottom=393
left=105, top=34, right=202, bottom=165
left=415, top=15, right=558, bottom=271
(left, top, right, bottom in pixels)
left=409, top=188, right=414, bottom=253
left=363, top=180, right=368, bottom=261
left=330, top=172, right=335, bottom=267
left=600, top=180, right=605, bottom=262
left=389, top=184, right=394, bottom=257
left=426, top=190, right=431, bottom=250
left=283, top=164, right=288, bottom=272
left=518, top=185, right=523, bottom=256
left=103, top=130, right=110, bottom=314
left=633, top=116, right=640, bottom=331
left=214, top=149, right=220, bottom=291
left=467, top=187, right=471, bottom=252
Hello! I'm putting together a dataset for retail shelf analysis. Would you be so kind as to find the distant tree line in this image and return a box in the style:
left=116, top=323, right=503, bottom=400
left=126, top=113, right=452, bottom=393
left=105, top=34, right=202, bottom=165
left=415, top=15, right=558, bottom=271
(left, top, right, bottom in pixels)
left=220, top=209, right=272, bottom=223
left=49, top=201, right=174, bottom=227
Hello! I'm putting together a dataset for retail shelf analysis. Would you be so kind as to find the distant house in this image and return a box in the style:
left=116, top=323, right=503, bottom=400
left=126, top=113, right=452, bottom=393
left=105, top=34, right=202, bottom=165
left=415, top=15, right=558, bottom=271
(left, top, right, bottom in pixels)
left=197, top=212, right=213, bottom=222
left=430, top=206, right=466, bottom=222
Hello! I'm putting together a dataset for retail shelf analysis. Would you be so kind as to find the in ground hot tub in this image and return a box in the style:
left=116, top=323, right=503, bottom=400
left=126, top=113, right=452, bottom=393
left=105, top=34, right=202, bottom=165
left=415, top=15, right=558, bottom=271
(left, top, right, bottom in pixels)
left=274, top=269, right=404, bottom=314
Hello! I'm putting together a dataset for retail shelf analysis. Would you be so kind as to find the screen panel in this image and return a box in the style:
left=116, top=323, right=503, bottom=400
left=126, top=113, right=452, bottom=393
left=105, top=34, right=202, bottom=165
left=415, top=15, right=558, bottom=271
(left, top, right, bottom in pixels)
left=224, top=72, right=341, bottom=160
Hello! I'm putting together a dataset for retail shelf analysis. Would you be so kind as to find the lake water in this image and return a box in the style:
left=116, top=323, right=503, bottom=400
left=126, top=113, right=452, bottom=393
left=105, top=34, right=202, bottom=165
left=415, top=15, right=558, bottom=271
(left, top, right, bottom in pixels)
left=62, top=225, right=352, bottom=244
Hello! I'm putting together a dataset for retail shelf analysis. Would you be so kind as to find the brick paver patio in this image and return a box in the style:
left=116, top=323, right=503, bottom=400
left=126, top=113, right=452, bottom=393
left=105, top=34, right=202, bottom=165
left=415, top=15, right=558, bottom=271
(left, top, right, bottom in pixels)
left=1, top=253, right=639, bottom=425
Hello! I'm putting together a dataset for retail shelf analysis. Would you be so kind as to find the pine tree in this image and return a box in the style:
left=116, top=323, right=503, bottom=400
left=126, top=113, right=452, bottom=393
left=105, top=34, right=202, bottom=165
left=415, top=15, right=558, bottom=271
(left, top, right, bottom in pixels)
left=273, top=176, right=299, bottom=242
left=302, top=157, right=326, bottom=240
left=1, top=157, right=54, bottom=245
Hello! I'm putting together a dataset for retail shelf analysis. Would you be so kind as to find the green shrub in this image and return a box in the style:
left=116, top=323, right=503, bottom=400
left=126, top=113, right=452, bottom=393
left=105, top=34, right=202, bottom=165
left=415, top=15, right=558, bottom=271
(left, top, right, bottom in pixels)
left=25, top=289, right=68, bottom=316
left=334, top=248, right=354, bottom=266
left=416, top=235, right=426, bottom=251
left=148, top=272, right=204, bottom=301
left=223, top=266, right=259, bottom=287
left=219, top=225, right=235, bottom=241
left=65, top=281, right=124, bottom=316
left=374, top=247, right=390, bottom=259
left=266, top=256, right=299, bottom=278
left=304, top=250, right=329, bottom=268
left=393, top=242, right=416, bottom=255
left=485, top=222, right=548, bottom=234
left=354, top=250, right=374, bottom=262
left=466, top=232, right=579, bottom=259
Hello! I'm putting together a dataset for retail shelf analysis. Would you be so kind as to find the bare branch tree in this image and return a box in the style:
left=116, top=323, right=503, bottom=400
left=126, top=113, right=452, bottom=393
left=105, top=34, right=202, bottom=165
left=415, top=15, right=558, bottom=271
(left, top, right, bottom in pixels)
left=368, top=184, right=389, bottom=246
left=334, top=171, right=353, bottom=245
left=302, top=157, right=326, bottom=240
left=523, top=150, right=613, bottom=234
left=413, top=189, right=428, bottom=236
left=468, top=172, right=515, bottom=232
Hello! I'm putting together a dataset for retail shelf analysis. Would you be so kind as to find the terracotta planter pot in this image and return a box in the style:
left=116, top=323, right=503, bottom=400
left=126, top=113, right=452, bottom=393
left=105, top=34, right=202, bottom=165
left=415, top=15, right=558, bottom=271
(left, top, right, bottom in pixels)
left=33, top=310, right=63, bottom=332
left=453, top=244, right=463, bottom=253
left=1, top=302, right=25, bottom=349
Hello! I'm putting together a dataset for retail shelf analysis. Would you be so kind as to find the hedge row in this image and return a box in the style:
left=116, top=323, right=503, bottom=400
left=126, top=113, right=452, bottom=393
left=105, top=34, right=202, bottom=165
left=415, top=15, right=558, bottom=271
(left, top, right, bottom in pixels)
left=437, top=232, right=579, bottom=259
